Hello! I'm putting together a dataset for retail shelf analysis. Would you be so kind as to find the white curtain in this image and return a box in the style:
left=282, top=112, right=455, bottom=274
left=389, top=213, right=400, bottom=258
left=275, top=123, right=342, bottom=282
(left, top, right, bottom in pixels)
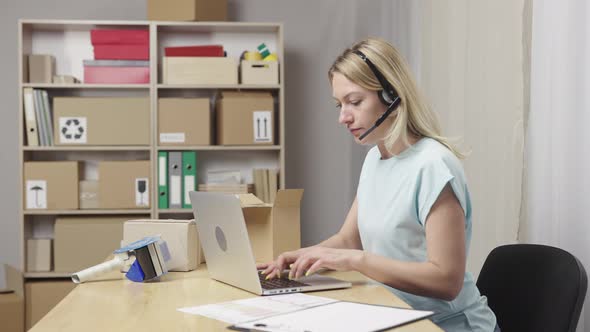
left=402, top=0, right=526, bottom=276
left=524, top=0, right=590, bottom=330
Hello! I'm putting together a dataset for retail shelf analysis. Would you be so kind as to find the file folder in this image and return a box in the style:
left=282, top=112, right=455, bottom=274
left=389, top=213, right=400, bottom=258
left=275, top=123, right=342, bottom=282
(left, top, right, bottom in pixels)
left=158, top=151, right=169, bottom=209
left=182, top=151, right=197, bottom=209
left=23, top=88, right=39, bottom=146
left=168, top=152, right=182, bottom=209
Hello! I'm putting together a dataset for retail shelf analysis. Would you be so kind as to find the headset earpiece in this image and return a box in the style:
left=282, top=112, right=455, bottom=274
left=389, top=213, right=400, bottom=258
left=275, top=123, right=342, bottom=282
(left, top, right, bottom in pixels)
left=379, top=90, right=394, bottom=106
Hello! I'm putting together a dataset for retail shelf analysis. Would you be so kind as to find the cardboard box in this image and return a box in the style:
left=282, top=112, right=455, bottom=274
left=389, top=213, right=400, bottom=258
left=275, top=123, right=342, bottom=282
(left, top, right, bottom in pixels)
left=158, top=98, right=211, bottom=145
left=98, top=161, right=151, bottom=209
left=25, top=281, right=75, bottom=330
left=53, top=97, right=150, bottom=146
left=28, top=54, right=55, bottom=83
left=147, top=0, right=227, bottom=21
left=123, top=219, right=205, bottom=271
left=236, top=190, right=303, bottom=263
left=241, top=60, right=279, bottom=85
left=163, top=57, right=237, bottom=85
left=23, top=161, right=81, bottom=210
left=27, top=239, right=52, bottom=272
left=0, top=264, right=24, bottom=332
left=216, top=92, right=274, bottom=145
left=79, top=180, right=99, bottom=209
left=53, top=216, right=138, bottom=272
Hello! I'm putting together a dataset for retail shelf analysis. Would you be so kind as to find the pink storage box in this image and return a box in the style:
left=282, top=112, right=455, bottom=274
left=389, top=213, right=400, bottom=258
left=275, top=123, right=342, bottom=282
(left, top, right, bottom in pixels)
left=83, top=60, right=150, bottom=84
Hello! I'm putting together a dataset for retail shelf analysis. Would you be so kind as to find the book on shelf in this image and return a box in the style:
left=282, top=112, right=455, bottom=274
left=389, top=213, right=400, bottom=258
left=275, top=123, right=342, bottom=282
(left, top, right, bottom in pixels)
left=198, top=183, right=254, bottom=194
left=23, top=87, right=38, bottom=146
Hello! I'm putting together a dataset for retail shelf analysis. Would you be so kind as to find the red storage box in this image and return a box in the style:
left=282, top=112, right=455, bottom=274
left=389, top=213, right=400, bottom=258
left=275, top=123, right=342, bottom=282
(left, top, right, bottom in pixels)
left=84, top=60, right=149, bottom=84
left=94, top=45, right=149, bottom=60
left=164, top=45, right=224, bottom=57
left=90, top=29, right=149, bottom=45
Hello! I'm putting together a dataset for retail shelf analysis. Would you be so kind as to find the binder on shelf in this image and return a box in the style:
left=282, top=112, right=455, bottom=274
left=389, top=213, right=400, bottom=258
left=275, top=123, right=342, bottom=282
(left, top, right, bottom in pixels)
left=33, top=89, right=46, bottom=146
left=23, top=88, right=39, bottom=146
left=41, top=90, right=54, bottom=146
left=168, top=152, right=182, bottom=209
left=158, top=151, right=169, bottom=209
left=182, top=151, right=197, bottom=209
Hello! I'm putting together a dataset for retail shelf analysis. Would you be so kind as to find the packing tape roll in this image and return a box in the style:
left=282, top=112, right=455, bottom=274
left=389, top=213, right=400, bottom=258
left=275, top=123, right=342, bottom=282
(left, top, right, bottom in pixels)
left=244, top=51, right=263, bottom=61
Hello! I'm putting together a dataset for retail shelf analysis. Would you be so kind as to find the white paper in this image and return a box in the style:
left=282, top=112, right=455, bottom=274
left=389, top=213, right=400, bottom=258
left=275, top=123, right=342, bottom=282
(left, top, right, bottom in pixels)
left=26, top=180, right=47, bottom=209
left=184, top=175, right=195, bottom=205
left=177, top=293, right=338, bottom=324
left=234, top=301, right=434, bottom=332
left=253, top=111, right=272, bottom=143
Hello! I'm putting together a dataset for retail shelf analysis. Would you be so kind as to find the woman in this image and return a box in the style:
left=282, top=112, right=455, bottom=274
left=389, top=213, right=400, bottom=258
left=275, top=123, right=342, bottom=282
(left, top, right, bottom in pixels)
left=258, top=37, right=498, bottom=332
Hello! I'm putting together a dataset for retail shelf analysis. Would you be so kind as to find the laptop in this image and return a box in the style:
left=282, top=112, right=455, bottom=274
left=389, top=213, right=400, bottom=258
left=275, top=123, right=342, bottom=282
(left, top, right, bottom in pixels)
left=189, top=191, right=352, bottom=295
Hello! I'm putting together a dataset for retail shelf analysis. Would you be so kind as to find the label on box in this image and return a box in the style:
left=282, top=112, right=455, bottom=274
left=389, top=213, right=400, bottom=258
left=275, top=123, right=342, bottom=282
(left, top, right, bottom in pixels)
left=160, top=133, right=186, bottom=143
left=59, top=117, right=87, bottom=144
left=135, top=178, right=149, bottom=207
left=253, top=111, right=272, bottom=143
left=26, top=180, right=47, bottom=209
left=184, top=175, right=195, bottom=205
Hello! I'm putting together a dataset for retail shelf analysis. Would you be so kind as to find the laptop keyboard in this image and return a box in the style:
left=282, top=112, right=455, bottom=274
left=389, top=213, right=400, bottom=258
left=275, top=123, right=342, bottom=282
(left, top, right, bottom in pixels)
left=258, top=273, right=309, bottom=290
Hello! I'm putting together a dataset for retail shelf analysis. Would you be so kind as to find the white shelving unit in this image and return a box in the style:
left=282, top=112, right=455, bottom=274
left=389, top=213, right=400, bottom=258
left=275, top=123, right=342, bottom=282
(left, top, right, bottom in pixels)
left=18, top=19, right=285, bottom=279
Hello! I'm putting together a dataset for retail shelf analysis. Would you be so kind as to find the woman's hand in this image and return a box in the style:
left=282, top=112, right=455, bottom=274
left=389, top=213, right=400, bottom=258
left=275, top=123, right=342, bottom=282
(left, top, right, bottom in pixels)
left=256, top=247, right=316, bottom=279
left=258, top=247, right=365, bottom=280
left=289, top=247, right=364, bottom=279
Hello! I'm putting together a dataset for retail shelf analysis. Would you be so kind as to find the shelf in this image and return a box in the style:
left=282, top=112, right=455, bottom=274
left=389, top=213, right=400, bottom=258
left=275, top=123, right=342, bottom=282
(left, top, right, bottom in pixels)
left=156, top=21, right=281, bottom=33
left=23, top=146, right=151, bottom=151
left=157, top=84, right=280, bottom=90
left=24, top=272, right=72, bottom=279
left=157, top=145, right=281, bottom=151
left=157, top=209, right=193, bottom=214
left=24, top=209, right=151, bottom=215
left=22, top=83, right=150, bottom=89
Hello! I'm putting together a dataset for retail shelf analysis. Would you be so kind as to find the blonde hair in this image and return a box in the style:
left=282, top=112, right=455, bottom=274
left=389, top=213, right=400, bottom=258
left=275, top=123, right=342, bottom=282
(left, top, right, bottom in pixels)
left=328, top=37, right=465, bottom=159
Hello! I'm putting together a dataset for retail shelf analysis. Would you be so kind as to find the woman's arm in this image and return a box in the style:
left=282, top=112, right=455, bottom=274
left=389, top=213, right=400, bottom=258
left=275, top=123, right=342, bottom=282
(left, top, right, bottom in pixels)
left=299, top=184, right=466, bottom=301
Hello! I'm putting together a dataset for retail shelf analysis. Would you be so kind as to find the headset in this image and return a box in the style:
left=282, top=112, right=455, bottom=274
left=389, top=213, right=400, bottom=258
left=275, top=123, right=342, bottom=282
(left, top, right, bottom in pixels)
left=353, top=50, right=402, bottom=140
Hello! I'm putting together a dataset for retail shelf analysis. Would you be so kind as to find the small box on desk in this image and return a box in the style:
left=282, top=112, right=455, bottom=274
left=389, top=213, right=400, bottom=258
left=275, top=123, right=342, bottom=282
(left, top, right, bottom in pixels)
left=53, top=216, right=135, bottom=272
left=25, top=280, right=76, bottom=330
left=216, top=91, right=274, bottom=145
left=53, top=97, right=150, bottom=146
left=147, top=0, right=227, bottom=21
left=158, top=98, right=211, bottom=145
left=163, top=57, right=237, bottom=85
left=27, top=239, right=52, bottom=272
left=241, top=60, right=279, bottom=85
left=23, top=161, right=81, bottom=210
left=237, top=189, right=303, bottom=263
left=98, top=161, right=151, bottom=209
left=123, top=219, right=205, bottom=271
left=0, top=264, right=24, bottom=332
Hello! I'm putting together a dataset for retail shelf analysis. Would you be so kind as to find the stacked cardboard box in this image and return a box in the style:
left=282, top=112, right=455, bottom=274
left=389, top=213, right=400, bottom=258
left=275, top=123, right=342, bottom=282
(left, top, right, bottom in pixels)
left=84, top=29, right=149, bottom=84
left=0, top=264, right=24, bottom=332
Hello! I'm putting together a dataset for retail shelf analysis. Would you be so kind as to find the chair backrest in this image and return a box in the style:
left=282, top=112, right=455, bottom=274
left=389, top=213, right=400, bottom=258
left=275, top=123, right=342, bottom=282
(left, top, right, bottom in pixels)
left=477, top=244, right=587, bottom=332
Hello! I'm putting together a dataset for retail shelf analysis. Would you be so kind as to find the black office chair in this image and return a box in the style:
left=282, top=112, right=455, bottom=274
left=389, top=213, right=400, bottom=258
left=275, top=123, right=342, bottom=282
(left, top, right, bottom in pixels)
left=477, top=244, right=587, bottom=332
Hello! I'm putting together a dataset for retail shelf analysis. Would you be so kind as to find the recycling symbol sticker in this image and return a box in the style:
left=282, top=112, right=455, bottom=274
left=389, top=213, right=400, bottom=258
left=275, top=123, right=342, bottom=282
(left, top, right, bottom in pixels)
left=59, top=117, right=87, bottom=144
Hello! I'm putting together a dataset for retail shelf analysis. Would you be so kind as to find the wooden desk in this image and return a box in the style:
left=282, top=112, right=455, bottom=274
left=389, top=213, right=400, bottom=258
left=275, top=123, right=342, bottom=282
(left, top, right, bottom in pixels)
left=30, top=265, right=442, bottom=331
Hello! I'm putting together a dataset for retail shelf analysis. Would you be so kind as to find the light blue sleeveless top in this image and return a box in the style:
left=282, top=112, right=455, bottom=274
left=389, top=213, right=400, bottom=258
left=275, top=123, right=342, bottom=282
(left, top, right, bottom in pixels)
left=356, top=138, right=496, bottom=332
